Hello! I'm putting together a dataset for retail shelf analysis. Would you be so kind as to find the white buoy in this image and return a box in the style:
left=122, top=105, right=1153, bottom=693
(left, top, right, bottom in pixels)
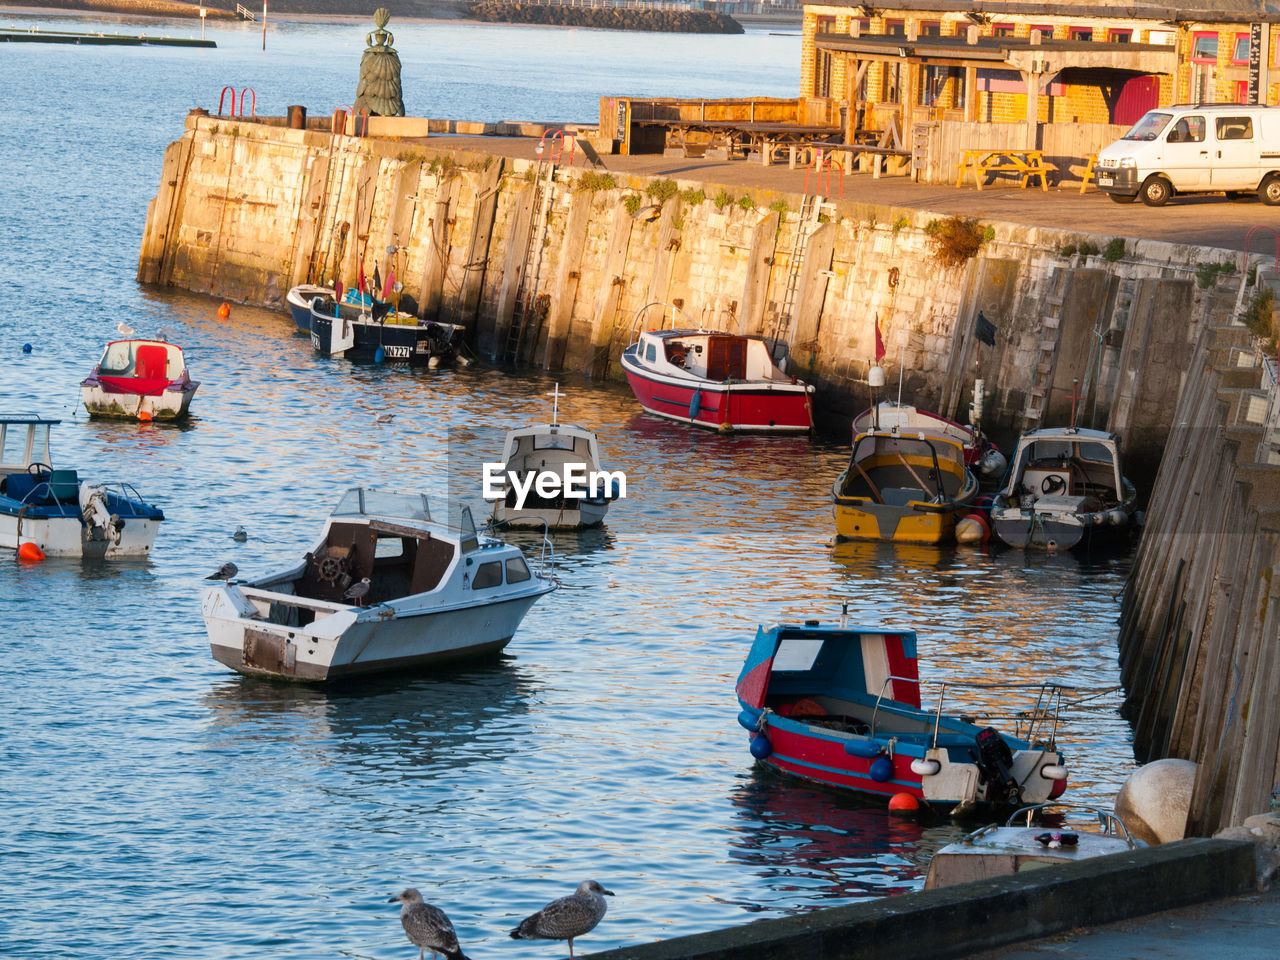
left=1114, top=758, right=1197, bottom=845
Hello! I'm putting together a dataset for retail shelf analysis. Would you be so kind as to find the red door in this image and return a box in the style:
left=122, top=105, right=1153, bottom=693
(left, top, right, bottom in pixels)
left=1114, top=75, right=1160, bottom=124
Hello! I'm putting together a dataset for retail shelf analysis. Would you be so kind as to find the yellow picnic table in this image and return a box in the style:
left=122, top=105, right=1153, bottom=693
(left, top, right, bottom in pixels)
left=955, top=148, right=1052, bottom=191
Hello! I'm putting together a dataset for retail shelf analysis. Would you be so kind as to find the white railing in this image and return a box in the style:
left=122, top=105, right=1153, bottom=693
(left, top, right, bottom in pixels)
left=235, top=3, right=256, bottom=21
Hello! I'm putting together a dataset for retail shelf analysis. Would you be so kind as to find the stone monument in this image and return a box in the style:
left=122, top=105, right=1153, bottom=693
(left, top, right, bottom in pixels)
left=354, top=8, right=405, bottom=118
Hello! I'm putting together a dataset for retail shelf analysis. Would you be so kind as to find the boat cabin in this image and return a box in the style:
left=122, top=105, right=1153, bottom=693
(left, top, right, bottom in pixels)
left=1002, top=428, right=1125, bottom=504
left=95, top=339, right=186, bottom=391
left=639, top=329, right=793, bottom=383
left=837, top=431, right=970, bottom=506
left=0, top=416, right=55, bottom=473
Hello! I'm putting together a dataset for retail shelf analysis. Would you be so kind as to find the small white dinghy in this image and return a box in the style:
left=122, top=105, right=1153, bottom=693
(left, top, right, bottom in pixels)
left=485, top=386, right=621, bottom=531
left=201, top=488, right=556, bottom=681
left=924, top=803, right=1145, bottom=889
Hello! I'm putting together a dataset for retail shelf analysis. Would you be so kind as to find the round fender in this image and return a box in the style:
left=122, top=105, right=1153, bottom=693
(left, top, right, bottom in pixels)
left=737, top=709, right=762, bottom=732
left=910, top=758, right=941, bottom=776
left=749, top=733, right=772, bottom=759
left=869, top=755, right=894, bottom=782
left=1040, top=764, right=1068, bottom=781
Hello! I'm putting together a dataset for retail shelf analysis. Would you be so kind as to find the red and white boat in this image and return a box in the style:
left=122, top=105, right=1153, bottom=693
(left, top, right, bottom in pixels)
left=620, top=327, right=814, bottom=433
left=81, top=338, right=199, bottom=422
left=853, top=399, right=1004, bottom=476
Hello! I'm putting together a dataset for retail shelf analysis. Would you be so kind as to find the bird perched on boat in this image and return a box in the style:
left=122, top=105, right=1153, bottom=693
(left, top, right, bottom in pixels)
left=231, top=525, right=248, bottom=542
left=205, top=561, right=238, bottom=581
left=387, top=889, right=471, bottom=960
left=510, top=880, right=614, bottom=959
left=343, top=576, right=372, bottom=605
left=116, top=321, right=135, bottom=337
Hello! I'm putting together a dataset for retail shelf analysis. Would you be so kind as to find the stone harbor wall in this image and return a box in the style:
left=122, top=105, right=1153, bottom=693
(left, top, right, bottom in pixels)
left=138, top=113, right=1263, bottom=470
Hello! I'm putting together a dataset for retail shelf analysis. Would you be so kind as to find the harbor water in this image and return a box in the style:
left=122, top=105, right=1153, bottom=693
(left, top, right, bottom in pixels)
left=1, top=14, right=1134, bottom=959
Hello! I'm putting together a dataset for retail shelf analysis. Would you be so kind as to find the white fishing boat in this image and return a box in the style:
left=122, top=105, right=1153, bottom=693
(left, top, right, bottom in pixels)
left=485, top=386, right=620, bottom=530
left=0, top=415, right=165, bottom=558
left=991, top=427, right=1138, bottom=551
left=201, top=488, right=556, bottom=681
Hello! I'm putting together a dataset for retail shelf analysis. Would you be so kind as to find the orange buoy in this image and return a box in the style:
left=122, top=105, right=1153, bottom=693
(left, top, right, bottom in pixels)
left=138, top=409, right=154, bottom=422
left=17, top=542, right=46, bottom=562
left=217, top=302, right=231, bottom=318
left=888, top=792, right=920, bottom=813
left=954, top=511, right=991, bottom=545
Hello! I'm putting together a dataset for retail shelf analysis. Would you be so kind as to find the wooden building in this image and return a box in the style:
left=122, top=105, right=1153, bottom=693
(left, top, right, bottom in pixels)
left=802, top=2, right=1279, bottom=156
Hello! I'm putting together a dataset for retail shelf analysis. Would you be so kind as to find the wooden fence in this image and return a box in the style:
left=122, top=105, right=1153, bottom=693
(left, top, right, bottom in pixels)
left=913, top=120, right=1127, bottom=186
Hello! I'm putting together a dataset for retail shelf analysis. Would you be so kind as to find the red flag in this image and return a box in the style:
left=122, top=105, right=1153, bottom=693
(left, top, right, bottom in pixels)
left=874, top=316, right=886, bottom=363
left=382, top=269, right=396, bottom=301
left=357, top=262, right=366, bottom=296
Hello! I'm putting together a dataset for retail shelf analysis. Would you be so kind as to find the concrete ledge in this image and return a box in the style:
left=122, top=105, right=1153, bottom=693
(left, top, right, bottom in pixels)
left=586, top=838, right=1255, bottom=960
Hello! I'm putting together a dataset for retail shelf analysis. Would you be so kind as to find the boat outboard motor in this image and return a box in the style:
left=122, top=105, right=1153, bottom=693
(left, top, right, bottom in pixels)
left=975, top=726, right=1022, bottom=804
left=79, top=483, right=123, bottom=544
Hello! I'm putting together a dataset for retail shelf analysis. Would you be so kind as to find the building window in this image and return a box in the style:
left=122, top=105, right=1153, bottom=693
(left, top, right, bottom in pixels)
left=1191, top=32, right=1219, bottom=62
left=884, top=19, right=906, bottom=38
left=1069, top=27, right=1093, bottom=41
left=1232, top=33, right=1251, bottom=64
left=816, top=51, right=832, bottom=97
left=992, top=22, right=1014, bottom=37
left=918, top=20, right=941, bottom=37
left=1109, top=29, right=1133, bottom=43
left=1031, top=25, right=1054, bottom=39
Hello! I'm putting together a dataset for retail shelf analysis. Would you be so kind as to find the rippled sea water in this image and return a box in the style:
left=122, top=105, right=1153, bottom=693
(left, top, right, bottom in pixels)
left=0, top=14, right=1134, bottom=959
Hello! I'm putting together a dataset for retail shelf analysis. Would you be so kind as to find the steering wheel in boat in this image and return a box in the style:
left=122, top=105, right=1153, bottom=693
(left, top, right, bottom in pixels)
left=28, top=462, right=52, bottom=476
left=1041, top=474, right=1067, bottom=495
left=317, top=555, right=347, bottom=584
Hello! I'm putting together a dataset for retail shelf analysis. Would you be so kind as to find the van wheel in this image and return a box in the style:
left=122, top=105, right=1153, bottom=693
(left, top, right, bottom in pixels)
left=1140, top=175, right=1173, bottom=206
left=1108, top=193, right=1137, bottom=204
left=1259, top=174, right=1280, bottom=206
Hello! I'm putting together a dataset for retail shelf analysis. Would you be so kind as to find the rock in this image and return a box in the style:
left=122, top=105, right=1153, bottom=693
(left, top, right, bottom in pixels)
left=1216, top=812, right=1280, bottom=890
left=1113, top=757, right=1197, bottom=845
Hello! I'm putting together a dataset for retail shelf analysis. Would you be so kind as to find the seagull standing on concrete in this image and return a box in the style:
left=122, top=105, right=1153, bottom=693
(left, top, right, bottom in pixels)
left=205, top=561, right=238, bottom=581
left=343, top=576, right=372, bottom=605
left=388, top=889, right=471, bottom=960
left=510, top=880, right=614, bottom=959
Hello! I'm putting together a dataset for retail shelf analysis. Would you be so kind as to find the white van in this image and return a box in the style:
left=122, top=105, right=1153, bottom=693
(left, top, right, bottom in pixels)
left=1095, top=103, right=1280, bottom=206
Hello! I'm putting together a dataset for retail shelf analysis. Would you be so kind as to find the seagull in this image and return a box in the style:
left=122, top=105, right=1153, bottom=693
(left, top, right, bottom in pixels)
left=116, top=321, right=136, bottom=337
left=388, top=889, right=471, bottom=960
left=375, top=412, right=395, bottom=424
left=205, top=561, right=238, bottom=581
left=232, top=525, right=248, bottom=542
left=343, top=577, right=372, bottom=604
left=510, top=880, right=614, bottom=959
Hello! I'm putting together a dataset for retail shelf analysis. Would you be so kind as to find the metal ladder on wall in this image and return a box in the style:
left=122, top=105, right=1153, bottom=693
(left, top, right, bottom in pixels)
left=1022, top=269, right=1070, bottom=431
left=502, top=146, right=560, bottom=364
left=765, top=192, right=822, bottom=353
left=308, top=130, right=356, bottom=286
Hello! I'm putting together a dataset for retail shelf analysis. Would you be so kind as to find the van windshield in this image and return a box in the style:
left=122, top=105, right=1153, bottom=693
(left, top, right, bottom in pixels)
left=1123, top=112, right=1172, bottom=141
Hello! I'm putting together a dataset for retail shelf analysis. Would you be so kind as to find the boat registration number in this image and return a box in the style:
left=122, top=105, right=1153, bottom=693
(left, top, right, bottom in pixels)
left=1097, top=176, right=1114, bottom=187
left=385, top=345, right=411, bottom=359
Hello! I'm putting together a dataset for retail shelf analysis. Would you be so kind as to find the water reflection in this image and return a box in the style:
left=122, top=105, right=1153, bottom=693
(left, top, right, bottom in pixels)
left=201, top=658, right=538, bottom=779
left=726, top=773, right=963, bottom=908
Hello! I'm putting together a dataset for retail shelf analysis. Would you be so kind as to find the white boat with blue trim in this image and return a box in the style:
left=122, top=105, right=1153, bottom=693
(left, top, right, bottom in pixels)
left=0, top=415, right=165, bottom=559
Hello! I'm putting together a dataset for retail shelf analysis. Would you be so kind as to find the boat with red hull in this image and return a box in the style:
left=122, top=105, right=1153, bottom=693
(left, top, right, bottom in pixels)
left=735, top=615, right=1072, bottom=812
left=80, top=338, right=198, bottom=421
left=620, top=327, right=814, bottom=433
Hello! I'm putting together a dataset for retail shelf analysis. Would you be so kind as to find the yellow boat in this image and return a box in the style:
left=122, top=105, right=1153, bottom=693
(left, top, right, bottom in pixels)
left=832, top=430, right=978, bottom=543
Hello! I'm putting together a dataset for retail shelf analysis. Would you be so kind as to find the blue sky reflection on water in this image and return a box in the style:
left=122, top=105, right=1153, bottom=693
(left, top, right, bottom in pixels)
left=0, top=14, right=1133, bottom=959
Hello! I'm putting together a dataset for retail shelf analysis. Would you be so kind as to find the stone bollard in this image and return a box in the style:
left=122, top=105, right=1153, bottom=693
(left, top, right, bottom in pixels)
left=287, top=105, right=307, bottom=130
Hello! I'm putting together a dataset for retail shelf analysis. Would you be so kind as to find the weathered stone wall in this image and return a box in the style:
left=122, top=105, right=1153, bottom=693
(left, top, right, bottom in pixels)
left=138, top=114, right=1258, bottom=465
left=467, top=1, right=744, bottom=33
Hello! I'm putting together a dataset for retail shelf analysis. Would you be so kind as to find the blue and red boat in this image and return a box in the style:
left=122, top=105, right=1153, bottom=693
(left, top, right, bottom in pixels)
left=735, top=616, right=1071, bottom=813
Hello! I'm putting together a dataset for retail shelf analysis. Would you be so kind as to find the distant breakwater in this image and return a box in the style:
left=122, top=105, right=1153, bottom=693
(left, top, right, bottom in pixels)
left=467, top=1, right=744, bottom=34
left=2, top=0, right=235, bottom=18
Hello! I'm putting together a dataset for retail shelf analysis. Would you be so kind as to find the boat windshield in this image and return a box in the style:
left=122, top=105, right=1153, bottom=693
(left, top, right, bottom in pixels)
left=330, top=488, right=479, bottom=545
left=0, top=420, right=52, bottom=471
left=1122, top=111, right=1171, bottom=141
